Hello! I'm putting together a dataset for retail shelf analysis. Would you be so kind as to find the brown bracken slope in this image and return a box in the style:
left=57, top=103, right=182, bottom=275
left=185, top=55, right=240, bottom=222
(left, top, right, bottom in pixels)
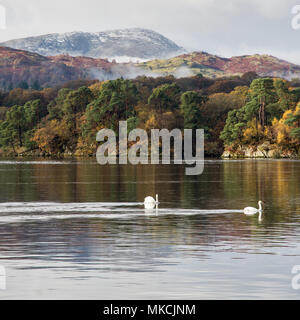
left=1, top=46, right=300, bottom=90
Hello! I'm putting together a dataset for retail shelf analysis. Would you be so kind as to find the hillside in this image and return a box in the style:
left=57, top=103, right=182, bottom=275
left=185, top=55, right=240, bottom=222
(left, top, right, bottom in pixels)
left=0, top=47, right=119, bottom=89
left=137, top=51, right=300, bottom=79
left=1, top=46, right=300, bottom=90
left=0, top=28, right=184, bottom=61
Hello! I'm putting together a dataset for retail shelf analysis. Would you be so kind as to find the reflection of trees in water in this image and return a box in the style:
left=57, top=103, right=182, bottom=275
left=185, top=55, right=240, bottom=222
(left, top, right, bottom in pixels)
left=223, top=160, right=300, bottom=224
left=0, top=163, right=37, bottom=202
left=0, top=159, right=299, bottom=214
left=0, top=160, right=300, bottom=264
left=0, top=213, right=257, bottom=265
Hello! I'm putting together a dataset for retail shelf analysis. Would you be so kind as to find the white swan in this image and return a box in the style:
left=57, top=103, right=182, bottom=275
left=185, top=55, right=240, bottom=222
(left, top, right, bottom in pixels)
left=244, top=201, right=263, bottom=215
left=144, top=194, right=159, bottom=209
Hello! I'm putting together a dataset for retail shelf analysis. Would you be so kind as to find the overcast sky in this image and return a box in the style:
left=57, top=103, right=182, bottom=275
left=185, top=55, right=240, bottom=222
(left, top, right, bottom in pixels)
left=1, top=0, right=300, bottom=63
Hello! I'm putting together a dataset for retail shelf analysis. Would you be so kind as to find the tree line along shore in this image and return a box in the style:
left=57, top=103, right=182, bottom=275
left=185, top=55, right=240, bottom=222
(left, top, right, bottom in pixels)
left=0, top=72, right=299, bottom=159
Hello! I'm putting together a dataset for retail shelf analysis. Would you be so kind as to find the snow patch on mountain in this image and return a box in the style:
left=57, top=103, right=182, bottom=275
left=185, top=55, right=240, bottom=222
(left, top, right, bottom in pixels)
left=0, top=28, right=185, bottom=60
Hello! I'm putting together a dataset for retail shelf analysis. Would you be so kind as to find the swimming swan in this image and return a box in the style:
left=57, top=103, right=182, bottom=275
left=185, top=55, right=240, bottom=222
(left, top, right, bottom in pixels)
left=144, top=194, right=159, bottom=209
left=244, top=201, right=263, bottom=215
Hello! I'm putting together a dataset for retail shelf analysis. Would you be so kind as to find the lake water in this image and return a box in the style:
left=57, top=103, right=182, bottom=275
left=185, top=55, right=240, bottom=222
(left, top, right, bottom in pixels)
left=0, top=159, right=299, bottom=299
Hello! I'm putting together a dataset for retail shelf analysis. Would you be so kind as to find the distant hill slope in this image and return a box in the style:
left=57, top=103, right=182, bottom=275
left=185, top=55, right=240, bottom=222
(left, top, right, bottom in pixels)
left=0, top=28, right=184, bottom=61
left=1, top=46, right=300, bottom=90
left=137, top=51, right=300, bottom=79
left=0, top=47, right=118, bottom=89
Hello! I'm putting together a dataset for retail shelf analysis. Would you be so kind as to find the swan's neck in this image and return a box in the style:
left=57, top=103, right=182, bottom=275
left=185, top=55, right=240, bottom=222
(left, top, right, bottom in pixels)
left=156, top=194, right=158, bottom=203
left=258, top=202, right=263, bottom=211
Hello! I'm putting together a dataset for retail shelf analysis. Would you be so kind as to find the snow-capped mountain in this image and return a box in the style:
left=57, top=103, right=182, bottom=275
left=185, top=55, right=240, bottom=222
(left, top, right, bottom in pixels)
left=0, top=28, right=185, bottom=61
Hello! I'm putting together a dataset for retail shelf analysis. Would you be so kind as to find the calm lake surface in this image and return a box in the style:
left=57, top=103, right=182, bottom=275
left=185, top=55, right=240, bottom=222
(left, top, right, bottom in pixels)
left=0, top=159, right=300, bottom=299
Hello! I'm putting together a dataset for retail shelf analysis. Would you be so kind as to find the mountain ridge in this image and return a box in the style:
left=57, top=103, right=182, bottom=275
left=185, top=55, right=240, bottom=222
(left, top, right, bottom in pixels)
left=137, top=51, right=300, bottom=79
left=1, top=45, right=300, bottom=90
left=0, top=28, right=185, bottom=61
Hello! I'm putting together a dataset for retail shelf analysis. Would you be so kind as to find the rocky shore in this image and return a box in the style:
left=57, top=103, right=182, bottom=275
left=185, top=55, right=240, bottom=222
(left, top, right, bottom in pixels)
left=222, top=142, right=300, bottom=159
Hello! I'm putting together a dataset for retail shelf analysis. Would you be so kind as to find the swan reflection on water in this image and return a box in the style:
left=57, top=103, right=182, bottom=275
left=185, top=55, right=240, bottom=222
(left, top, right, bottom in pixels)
left=144, top=194, right=159, bottom=216
left=144, top=195, right=264, bottom=222
left=0, top=197, right=264, bottom=222
left=144, top=195, right=159, bottom=210
left=244, top=201, right=264, bottom=222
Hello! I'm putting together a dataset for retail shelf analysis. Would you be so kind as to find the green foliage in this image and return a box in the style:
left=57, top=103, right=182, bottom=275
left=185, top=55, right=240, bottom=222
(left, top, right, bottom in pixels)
left=0, top=74, right=299, bottom=157
left=180, top=91, right=207, bottom=130
left=285, top=108, right=300, bottom=140
left=0, top=105, right=26, bottom=148
left=31, top=80, right=41, bottom=91
left=86, top=79, right=138, bottom=133
left=127, top=116, right=140, bottom=132
left=244, top=78, right=277, bottom=126
left=290, top=127, right=300, bottom=139
left=220, top=78, right=285, bottom=147
left=274, top=79, right=294, bottom=111
left=0, top=107, right=8, bottom=121
left=0, top=99, right=46, bottom=149
left=48, top=88, right=72, bottom=120
left=18, top=81, right=29, bottom=90
left=148, top=83, right=181, bottom=113
left=24, top=99, right=47, bottom=126
left=221, top=78, right=300, bottom=149
left=63, top=87, right=94, bottom=117
left=291, top=87, right=300, bottom=103
left=220, top=108, right=246, bottom=146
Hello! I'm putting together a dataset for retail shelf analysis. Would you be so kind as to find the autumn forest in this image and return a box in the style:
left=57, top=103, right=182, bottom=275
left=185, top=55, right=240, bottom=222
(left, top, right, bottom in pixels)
left=0, top=72, right=300, bottom=158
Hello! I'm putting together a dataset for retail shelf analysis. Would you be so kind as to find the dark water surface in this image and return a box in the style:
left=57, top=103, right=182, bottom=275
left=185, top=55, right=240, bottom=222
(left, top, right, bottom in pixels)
left=0, top=159, right=299, bottom=299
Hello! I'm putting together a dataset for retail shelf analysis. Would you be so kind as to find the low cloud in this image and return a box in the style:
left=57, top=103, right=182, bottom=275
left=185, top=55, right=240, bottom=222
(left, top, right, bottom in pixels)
left=88, top=64, right=163, bottom=81
left=173, top=66, right=194, bottom=78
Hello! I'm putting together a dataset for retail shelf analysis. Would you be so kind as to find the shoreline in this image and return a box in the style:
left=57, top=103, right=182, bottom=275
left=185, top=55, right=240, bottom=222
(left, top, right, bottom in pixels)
left=0, top=153, right=299, bottom=161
